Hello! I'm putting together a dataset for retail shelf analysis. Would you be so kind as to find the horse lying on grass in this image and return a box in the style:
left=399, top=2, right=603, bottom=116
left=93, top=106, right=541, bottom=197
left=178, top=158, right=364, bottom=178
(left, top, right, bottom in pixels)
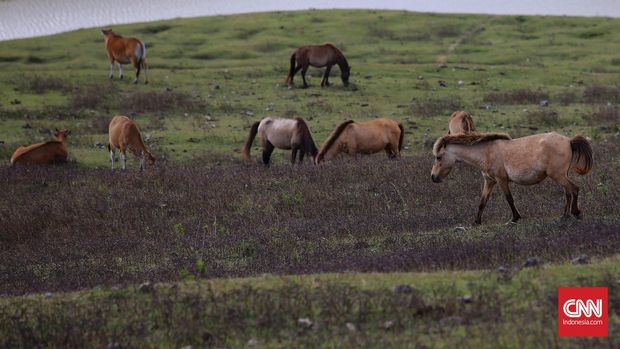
left=431, top=132, right=593, bottom=224
left=10, top=129, right=70, bottom=166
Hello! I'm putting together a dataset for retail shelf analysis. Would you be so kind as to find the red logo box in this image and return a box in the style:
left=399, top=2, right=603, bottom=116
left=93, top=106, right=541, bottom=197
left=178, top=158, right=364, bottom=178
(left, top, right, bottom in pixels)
left=558, top=287, right=608, bottom=337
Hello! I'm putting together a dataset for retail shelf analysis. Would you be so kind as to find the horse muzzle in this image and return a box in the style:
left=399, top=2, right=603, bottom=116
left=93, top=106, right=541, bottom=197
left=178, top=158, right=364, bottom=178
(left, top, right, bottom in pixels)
left=431, top=174, right=442, bottom=183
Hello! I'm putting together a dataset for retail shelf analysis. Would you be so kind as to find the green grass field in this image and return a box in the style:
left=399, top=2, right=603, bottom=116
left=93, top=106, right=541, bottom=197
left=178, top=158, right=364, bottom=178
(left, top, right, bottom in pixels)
left=0, top=9, right=619, bottom=348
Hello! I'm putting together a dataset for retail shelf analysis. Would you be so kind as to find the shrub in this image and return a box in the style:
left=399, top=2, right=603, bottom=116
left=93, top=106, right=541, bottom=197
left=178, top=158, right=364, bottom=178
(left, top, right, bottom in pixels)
left=483, top=89, right=549, bottom=105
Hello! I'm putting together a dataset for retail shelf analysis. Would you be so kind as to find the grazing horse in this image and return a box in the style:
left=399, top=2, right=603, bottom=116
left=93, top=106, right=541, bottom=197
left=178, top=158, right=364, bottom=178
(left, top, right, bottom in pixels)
left=431, top=132, right=593, bottom=224
left=242, top=117, right=318, bottom=165
left=316, top=118, right=404, bottom=163
left=284, top=44, right=350, bottom=88
left=10, top=129, right=70, bottom=166
left=448, top=111, right=475, bottom=134
left=108, top=115, right=155, bottom=170
left=102, top=29, right=149, bottom=84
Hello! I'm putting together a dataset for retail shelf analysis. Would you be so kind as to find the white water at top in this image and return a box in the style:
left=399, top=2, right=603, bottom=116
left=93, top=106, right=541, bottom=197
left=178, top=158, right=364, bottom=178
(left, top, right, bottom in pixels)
left=0, top=0, right=618, bottom=41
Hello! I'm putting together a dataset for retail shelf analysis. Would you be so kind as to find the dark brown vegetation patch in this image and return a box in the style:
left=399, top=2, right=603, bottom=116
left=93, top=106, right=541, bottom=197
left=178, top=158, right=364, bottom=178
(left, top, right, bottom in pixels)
left=1, top=139, right=618, bottom=295
left=410, top=95, right=463, bottom=117
left=12, top=74, right=73, bottom=94
left=483, top=89, right=549, bottom=105
left=120, top=90, right=206, bottom=113
left=583, top=85, right=620, bottom=104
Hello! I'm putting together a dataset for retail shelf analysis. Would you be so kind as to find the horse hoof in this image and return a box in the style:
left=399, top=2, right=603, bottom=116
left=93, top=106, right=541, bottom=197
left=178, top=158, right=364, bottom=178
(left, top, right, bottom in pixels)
left=505, top=220, right=518, bottom=226
left=119, top=75, right=123, bottom=80
left=144, top=81, right=149, bottom=85
left=132, top=80, right=138, bottom=84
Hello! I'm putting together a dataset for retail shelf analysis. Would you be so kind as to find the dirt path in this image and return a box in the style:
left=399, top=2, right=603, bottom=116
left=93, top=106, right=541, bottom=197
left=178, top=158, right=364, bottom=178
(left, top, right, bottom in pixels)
left=436, top=16, right=498, bottom=66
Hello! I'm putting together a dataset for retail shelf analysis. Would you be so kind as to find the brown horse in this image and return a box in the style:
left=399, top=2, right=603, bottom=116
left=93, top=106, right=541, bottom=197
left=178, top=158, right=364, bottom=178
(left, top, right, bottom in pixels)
left=316, top=118, right=404, bottom=163
left=10, top=129, right=70, bottom=166
left=242, top=117, right=318, bottom=165
left=448, top=111, right=475, bottom=134
left=102, top=29, right=148, bottom=84
left=431, top=132, right=593, bottom=224
left=284, top=44, right=350, bottom=88
left=108, top=115, right=155, bottom=170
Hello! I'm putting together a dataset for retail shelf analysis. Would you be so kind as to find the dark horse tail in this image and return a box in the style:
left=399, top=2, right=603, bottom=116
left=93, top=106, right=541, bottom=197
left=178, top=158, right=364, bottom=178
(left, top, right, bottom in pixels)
left=570, top=135, right=593, bottom=175
left=295, top=117, right=318, bottom=160
left=316, top=120, right=354, bottom=163
left=397, top=123, right=404, bottom=152
left=284, top=52, right=296, bottom=85
left=242, top=121, right=260, bottom=161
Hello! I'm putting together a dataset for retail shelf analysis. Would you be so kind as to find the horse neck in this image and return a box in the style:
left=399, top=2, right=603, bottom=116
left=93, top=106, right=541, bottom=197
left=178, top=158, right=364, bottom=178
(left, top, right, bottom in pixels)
left=449, top=143, right=492, bottom=170
left=336, top=55, right=349, bottom=72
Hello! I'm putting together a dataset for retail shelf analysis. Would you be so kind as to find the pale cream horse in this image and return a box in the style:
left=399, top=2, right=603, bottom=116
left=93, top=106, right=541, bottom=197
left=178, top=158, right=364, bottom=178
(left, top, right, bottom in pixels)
left=242, top=117, right=318, bottom=165
left=431, top=132, right=593, bottom=224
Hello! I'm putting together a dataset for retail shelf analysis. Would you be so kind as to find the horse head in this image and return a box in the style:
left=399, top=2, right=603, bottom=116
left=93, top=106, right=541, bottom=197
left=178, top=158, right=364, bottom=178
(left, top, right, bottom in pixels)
left=431, top=138, right=456, bottom=183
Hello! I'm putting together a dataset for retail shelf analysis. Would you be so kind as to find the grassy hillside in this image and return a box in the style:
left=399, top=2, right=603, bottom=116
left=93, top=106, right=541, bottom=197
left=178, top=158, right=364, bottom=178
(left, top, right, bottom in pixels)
left=0, top=10, right=619, bottom=167
left=0, top=9, right=619, bottom=348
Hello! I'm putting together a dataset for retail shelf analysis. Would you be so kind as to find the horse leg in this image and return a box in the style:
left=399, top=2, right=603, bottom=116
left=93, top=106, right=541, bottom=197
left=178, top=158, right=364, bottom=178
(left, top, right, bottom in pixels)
left=120, top=150, right=127, bottom=171
left=321, top=66, right=332, bottom=87
left=498, top=179, right=521, bottom=223
left=262, top=141, right=274, bottom=166
left=109, top=61, right=115, bottom=79
left=299, top=149, right=305, bottom=164
left=118, top=63, right=123, bottom=80
left=139, top=150, right=146, bottom=171
left=291, top=147, right=298, bottom=164
left=290, top=65, right=302, bottom=85
left=550, top=174, right=580, bottom=219
left=475, top=175, right=496, bottom=224
left=132, top=60, right=140, bottom=84
left=384, top=144, right=397, bottom=159
left=110, top=147, right=115, bottom=170
left=301, top=65, right=309, bottom=88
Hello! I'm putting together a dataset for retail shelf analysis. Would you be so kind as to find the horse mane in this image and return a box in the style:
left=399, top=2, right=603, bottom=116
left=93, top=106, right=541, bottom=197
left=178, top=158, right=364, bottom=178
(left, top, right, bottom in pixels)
left=295, top=117, right=318, bottom=157
left=326, top=43, right=349, bottom=72
left=434, top=132, right=511, bottom=154
left=317, top=120, right=354, bottom=161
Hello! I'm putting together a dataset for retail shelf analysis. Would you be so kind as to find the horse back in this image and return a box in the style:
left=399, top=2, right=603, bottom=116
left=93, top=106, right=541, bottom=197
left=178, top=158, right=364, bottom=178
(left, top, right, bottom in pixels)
left=106, top=36, right=144, bottom=62
left=11, top=141, right=67, bottom=165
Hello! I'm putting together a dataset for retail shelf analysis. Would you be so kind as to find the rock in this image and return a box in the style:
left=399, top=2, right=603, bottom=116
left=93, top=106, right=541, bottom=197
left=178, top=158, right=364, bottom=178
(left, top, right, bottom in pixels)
left=417, top=75, right=424, bottom=80
left=138, top=281, right=154, bottom=293
left=496, top=266, right=508, bottom=274
left=22, top=123, right=32, bottom=129
left=95, top=142, right=105, bottom=149
left=247, top=339, right=258, bottom=347
left=180, top=346, right=193, bottom=349
left=187, top=137, right=200, bottom=143
left=453, top=226, right=466, bottom=233
left=392, top=284, right=413, bottom=294
left=457, top=80, right=465, bottom=86
left=461, top=295, right=472, bottom=303
left=44, top=292, right=53, bottom=298
left=571, top=255, right=589, bottom=265
left=438, top=80, right=447, bottom=87
left=346, top=322, right=356, bottom=331
left=540, top=100, right=549, bottom=107
left=298, top=317, right=313, bottom=328
left=107, top=342, right=120, bottom=349
left=440, top=316, right=464, bottom=326
left=243, top=110, right=254, bottom=116
left=381, top=320, right=395, bottom=330
left=523, top=257, right=541, bottom=268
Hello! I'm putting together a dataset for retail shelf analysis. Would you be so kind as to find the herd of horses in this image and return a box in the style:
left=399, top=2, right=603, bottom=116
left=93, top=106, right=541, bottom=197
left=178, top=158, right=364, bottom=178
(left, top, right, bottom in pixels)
left=7, top=29, right=594, bottom=225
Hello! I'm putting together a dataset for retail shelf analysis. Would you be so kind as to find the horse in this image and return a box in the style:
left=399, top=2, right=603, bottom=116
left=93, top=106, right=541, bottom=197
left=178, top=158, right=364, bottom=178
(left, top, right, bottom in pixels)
left=316, top=118, right=404, bottom=163
left=448, top=111, right=475, bottom=134
left=431, top=132, right=593, bottom=224
left=11, top=129, right=70, bottom=166
left=108, top=115, right=155, bottom=170
left=242, top=117, right=318, bottom=165
left=284, top=44, right=350, bottom=88
left=102, top=29, right=149, bottom=84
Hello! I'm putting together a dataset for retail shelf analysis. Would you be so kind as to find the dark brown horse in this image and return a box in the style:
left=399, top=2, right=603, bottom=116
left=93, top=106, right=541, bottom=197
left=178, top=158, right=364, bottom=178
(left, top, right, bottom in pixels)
left=284, top=44, right=350, bottom=88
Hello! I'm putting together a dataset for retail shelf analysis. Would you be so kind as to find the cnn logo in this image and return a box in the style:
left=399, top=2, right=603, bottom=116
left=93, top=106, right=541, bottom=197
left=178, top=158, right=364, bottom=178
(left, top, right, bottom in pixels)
left=558, top=287, right=608, bottom=337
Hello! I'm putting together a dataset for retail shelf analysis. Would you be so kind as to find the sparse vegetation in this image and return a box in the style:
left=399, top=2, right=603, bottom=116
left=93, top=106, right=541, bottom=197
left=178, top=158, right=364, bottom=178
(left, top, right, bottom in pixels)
left=0, top=9, right=620, bottom=348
